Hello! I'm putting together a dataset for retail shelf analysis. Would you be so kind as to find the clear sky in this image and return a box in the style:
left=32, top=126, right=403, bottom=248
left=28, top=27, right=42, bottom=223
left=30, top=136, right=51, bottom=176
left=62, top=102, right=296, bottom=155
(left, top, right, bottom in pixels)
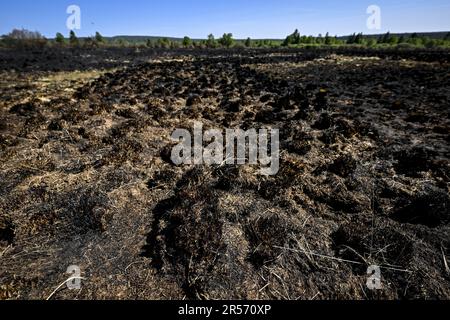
left=1, top=0, right=449, bottom=39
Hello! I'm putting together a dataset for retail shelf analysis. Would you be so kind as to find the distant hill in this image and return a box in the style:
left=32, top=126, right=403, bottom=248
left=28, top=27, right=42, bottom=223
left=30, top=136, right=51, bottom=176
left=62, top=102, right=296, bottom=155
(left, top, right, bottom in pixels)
left=109, top=35, right=186, bottom=42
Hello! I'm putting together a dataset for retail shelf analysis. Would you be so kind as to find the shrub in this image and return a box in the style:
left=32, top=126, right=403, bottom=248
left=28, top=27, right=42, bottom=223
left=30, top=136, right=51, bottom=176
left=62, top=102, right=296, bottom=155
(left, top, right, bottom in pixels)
left=146, top=39, right=153, bottom=48
left=367, top=38, right=377, bottom=47
left=83, top=37, right=99, bottom=48
left=156, top=38, right=171, bottom=49
left=2, top=28, right=48, bottom=48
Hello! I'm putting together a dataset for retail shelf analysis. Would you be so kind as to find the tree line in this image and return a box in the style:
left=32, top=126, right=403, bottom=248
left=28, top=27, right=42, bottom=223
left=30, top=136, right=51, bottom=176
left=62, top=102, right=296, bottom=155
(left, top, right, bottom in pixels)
left=2, top=28, right=450, bottom=49
left=282, top=29, right=450, bottom=48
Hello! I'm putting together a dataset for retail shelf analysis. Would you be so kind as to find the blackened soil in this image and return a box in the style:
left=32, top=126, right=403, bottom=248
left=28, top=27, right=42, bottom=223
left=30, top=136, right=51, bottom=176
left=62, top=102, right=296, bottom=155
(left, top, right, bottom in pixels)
left=0, top=47, right=449, bottom=300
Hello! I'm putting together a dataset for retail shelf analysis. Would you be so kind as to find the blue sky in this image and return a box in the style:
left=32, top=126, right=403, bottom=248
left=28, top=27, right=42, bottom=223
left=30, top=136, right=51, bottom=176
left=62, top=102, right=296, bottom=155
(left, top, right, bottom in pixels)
left=1, top=0, right=449, bottom=38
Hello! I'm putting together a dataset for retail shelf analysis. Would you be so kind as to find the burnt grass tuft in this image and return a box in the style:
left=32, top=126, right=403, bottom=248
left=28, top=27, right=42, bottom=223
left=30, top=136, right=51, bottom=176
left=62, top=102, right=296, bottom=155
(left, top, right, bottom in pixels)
left=391, top=185, right=450, bottom=228
left=0, top=218, right=15, bottom=246
left=142, top=167, right=227, bottom=299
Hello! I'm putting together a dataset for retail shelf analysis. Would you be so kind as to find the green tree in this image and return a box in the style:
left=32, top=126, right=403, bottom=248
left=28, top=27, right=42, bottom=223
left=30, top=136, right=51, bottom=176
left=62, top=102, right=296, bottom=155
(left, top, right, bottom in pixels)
left=182, top=36, right=192, bottom=47
left=206, top=34, right=217, bottom=48
left=316, top=33, right=323, bottom=44
left=293, top=30, right=300, bottom=44
left=245, top=37, right=252, bottom=47
left=354, top=33, right=364, bottom=44
left=381, top=32, right=391, bottom=44
left=324, top=32, right=333, bottom=45
left=283, top=29, right=300, bottom=46
left=69, top=30, right=79, bottom=46
left=55, top=32, right=65, bottom=45
left=347, top=33, right=356, bottom=44
left=219, top=33, right=234, bottom=48
left=95, top=31, right=104, bottom=43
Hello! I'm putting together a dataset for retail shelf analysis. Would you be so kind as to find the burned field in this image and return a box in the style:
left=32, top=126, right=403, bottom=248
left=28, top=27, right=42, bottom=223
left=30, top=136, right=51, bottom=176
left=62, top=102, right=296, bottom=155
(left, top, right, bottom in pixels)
left=0, top=48, right=449, bottom=300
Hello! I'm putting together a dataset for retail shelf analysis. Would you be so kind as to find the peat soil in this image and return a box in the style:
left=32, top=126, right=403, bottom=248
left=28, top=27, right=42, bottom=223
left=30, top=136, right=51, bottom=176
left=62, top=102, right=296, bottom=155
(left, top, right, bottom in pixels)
left=0, top=48, right=449, bottom=300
